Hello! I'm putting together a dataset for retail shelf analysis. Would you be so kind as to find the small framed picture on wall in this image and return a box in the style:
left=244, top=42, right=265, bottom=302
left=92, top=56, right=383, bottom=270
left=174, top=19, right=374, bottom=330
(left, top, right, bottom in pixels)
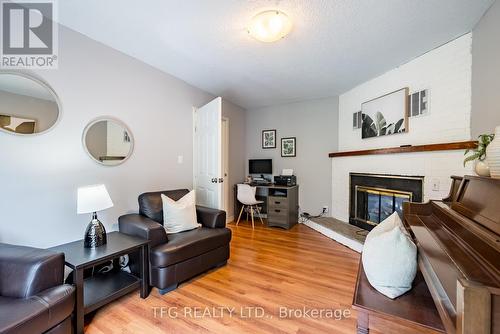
left=262, top=129, right=276, bottom=149
left=281, top=137, right=296, bottom=157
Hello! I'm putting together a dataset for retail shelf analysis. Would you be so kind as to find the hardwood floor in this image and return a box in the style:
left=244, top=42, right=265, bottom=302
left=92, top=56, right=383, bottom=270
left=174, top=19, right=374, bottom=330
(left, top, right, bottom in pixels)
left=85, top=221, right=361, bottom=334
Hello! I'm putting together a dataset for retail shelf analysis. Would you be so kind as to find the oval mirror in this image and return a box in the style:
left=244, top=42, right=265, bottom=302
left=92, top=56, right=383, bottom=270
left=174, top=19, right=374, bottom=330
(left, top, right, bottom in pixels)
left=0, top=73, right=60, bottom=135
left=83, top=118, right=134, bottom=166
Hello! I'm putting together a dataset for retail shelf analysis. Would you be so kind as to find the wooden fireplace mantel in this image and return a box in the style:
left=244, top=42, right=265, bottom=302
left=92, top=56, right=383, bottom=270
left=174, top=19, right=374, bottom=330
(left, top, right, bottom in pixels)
left=328, top=140, right=477, bottom=158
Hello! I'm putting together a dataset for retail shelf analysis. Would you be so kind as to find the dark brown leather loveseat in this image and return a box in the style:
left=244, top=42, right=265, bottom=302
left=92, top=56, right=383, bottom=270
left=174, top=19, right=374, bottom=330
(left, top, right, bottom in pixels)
left=119, top=189, right=231, bottom=294
left=0, top=244, right=75, bottom=334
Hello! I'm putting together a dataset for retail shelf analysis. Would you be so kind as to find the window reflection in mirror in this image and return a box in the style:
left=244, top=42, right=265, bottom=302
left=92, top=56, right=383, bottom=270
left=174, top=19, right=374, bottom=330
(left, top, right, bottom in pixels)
left=0, top=73, right=60, bottom=135
left=83, top=119, right=133, bottom=166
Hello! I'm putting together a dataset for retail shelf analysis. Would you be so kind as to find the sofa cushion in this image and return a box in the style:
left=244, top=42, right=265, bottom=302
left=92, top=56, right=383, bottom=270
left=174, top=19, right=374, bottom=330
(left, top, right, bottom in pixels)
left=139, top=189, right=190, bottom=223
left=161, top=191, right=200, bottom=234
left=0, top=285, right=74, bottom=334
left=150, top=227, right=232, bottom=267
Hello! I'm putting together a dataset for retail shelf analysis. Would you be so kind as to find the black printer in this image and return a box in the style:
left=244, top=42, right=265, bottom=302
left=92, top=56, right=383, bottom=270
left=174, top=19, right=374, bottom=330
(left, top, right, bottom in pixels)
left=274, top=175, right=297, bottom=186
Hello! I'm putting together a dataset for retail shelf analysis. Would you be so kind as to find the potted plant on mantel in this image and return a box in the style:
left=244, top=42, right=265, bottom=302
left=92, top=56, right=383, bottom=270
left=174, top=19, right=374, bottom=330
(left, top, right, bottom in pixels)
left=464, top=133, right=495, bottom=177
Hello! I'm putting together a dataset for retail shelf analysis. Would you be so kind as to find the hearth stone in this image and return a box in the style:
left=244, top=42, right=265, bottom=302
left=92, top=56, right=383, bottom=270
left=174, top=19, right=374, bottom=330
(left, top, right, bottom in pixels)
left=305, top=217, right=366, bottom=253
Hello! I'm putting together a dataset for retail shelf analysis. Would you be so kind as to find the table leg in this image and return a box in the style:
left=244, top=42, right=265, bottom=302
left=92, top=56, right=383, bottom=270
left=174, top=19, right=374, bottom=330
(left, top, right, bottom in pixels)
left=357, top=311, right=369, bottom=334
left=139, top=244, right=150, bottom=298
left=74, top=268, right=84, bottom=334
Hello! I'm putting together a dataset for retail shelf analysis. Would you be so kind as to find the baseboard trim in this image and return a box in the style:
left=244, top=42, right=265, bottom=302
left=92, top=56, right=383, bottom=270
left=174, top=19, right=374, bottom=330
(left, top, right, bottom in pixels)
left=303, top=219, right=363, bottom=253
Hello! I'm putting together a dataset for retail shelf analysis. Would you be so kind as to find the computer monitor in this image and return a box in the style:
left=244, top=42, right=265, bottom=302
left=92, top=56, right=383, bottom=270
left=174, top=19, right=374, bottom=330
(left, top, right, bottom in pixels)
left=249, top=159, right=272, bottom=175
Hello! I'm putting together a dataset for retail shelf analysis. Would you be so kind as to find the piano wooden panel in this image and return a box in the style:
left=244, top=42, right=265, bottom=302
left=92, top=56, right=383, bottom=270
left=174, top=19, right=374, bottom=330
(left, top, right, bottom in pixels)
left=451, top=176, right=500, bottom=235
left=443, top=176, right=463, bottom=203
left=353, top=261, right=445, bottom=334
left=403, top=175, right=500, bottom=334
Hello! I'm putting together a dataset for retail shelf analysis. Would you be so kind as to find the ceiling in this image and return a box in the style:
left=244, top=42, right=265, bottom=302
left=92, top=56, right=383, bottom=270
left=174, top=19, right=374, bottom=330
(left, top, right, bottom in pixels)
left=57, top=0, right=494, bottom=109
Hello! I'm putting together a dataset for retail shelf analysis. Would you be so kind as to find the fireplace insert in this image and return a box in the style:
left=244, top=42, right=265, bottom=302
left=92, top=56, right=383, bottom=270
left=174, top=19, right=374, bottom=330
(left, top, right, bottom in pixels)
left=349, top=173, right=424, bottom=231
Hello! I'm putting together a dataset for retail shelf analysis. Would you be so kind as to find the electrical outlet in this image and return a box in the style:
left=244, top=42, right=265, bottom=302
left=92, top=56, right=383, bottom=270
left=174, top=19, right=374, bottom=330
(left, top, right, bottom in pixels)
left=322, top=206, right=329, bottom=214
left=432, top=179, right=440, bottom=192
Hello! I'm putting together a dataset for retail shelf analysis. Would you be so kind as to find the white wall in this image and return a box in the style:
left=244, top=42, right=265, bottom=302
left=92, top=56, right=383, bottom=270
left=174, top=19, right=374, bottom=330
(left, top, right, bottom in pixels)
left=471, top=0, right=500, bottom=137
left=245, top=97, right=339, bottom=215
left=338, top=34, right=472, bottom=151
left=332, top=34, right=473, bottom=222
left=0, top=26, right=216, bottom=248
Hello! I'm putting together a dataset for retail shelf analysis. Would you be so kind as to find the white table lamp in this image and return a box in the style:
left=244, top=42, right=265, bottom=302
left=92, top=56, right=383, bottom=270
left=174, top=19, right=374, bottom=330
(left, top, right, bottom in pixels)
left=77, top=184, right=114, bottom=248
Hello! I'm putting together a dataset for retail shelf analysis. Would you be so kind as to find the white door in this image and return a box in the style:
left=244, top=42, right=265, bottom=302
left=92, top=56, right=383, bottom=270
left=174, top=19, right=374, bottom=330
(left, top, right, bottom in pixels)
left=194, top=97, right=222, bottom=209
left=222, top=118, right=230, bottom=215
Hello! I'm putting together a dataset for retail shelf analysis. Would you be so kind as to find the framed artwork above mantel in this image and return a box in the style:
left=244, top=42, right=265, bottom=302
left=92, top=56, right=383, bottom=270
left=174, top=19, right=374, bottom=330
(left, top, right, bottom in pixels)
left=361, top=87, right=409, bottom=139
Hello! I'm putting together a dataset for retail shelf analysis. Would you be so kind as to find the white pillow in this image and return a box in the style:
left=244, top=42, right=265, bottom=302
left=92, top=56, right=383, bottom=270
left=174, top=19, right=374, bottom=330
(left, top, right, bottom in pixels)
left=161, top=190, right=201, bottom=234
left=362, top=212, right=417, bottom=299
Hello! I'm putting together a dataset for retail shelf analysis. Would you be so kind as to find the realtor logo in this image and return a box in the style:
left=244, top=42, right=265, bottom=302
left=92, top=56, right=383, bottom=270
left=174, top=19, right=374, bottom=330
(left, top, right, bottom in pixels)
left=1, top=0, right=58, bottom=69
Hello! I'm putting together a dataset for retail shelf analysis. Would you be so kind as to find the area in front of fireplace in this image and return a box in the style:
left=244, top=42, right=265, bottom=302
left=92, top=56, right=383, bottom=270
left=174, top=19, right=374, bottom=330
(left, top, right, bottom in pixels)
left=349, top=173, right=424, bottom=231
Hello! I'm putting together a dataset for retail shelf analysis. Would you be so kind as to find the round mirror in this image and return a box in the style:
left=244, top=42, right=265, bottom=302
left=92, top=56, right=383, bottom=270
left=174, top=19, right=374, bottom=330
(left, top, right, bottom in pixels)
left=0, top=72, right=60, bottom=135
left=82, top=118, right=134, bottom=166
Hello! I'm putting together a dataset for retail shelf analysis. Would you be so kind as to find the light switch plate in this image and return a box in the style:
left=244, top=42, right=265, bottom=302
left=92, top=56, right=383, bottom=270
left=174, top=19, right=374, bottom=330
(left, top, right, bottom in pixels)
left=177, top=155, right=184, bottom=164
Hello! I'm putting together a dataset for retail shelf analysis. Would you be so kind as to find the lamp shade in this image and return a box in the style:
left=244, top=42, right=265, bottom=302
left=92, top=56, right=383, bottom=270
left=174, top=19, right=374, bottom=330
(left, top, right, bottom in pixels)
left=77, top=184, right=114, bottom=214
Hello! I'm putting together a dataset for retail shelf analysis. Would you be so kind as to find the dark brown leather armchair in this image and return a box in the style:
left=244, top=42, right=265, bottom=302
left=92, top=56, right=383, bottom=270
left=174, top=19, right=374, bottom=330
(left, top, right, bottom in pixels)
left=0, top=244, right=75, bottom=334
left=119, top=189, right=231, bottom=294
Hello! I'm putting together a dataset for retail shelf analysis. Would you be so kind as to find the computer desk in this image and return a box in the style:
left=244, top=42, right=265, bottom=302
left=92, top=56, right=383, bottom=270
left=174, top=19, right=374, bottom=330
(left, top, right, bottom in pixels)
left=233, top=183, right=299, bottom=229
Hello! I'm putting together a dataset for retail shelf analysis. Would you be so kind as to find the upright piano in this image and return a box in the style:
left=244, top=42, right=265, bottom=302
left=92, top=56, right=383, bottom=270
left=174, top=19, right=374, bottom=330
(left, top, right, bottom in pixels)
left=403, top=175, right=500, bottom=334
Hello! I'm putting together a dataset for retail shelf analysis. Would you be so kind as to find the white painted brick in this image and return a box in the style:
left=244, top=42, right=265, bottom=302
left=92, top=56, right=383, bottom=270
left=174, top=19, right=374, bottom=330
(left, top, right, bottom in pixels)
left=338, top=33, right=472, bottom=151
left=332, top=33, right=474, bottom=222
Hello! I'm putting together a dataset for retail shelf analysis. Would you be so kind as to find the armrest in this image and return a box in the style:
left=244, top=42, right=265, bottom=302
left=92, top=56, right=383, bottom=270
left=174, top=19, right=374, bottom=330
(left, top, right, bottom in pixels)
left=36, top=284, right=75, bottom=323
left=119, top=214, right=167, bottom=248
left=196, top=205, right=226, bottom=228
left=0, top=243, right=64, bottom=298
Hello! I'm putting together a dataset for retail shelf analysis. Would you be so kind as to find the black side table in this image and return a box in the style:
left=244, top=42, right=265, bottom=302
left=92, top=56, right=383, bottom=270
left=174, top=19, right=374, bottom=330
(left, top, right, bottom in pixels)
left=50, top=232, right=149, bottom=334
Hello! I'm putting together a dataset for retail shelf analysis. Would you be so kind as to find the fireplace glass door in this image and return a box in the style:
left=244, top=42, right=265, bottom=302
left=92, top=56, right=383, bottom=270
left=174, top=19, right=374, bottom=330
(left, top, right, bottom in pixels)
left=355, top=186, right=412, bottom=226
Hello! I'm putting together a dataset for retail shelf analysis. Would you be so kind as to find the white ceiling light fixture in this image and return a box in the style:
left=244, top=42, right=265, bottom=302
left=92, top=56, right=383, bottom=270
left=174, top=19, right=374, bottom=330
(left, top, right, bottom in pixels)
left=248, top=10, right=292, bottom=43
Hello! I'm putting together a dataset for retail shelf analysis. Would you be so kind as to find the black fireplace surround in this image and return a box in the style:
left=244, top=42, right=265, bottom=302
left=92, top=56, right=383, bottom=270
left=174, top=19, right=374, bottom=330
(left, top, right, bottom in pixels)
left=349, top=173, right=424, bottom=231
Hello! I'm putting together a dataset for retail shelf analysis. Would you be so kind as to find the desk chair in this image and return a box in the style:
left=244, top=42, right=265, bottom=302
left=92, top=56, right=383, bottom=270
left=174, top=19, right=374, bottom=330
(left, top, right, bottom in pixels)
left=236, top=184, right=264, bottom=228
